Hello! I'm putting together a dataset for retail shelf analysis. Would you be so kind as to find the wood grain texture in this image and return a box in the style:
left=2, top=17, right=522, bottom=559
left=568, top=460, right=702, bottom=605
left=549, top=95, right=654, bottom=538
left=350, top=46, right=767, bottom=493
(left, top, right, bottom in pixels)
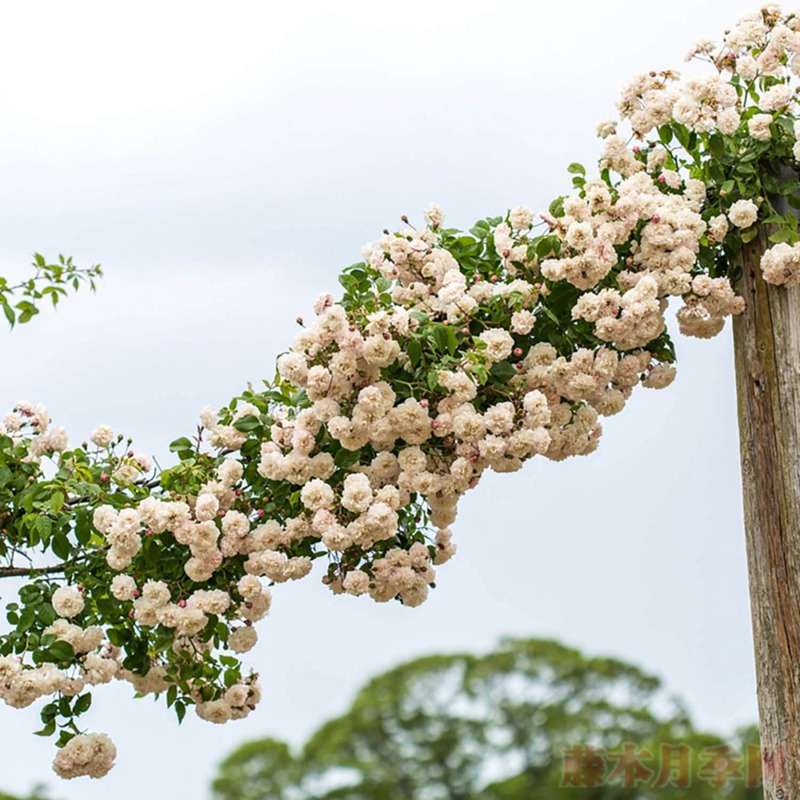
left=733, top=225, right=800, bottom=799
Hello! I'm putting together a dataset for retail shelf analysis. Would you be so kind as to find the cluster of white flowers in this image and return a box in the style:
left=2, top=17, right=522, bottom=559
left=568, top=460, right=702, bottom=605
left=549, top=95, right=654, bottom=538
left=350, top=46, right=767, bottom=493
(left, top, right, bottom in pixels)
left=93, top=499, right=273, bottom=640
left=0, top=656, right=84, bottom=710
left=0, top=401, right=65, bottom=458
left=52, top=733, right=116, bottom=779
left=194, top=674, right=262, bottom=724
left=616, top=6, right=800, bottom=285
left=760, top=240, right=800, bottom=284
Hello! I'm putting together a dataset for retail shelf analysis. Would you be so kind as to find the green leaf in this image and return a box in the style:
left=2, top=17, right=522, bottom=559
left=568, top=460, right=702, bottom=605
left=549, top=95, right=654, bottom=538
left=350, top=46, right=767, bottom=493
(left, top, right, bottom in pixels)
left=490, top=362, right=517, bottom=383
left=741, top=227, right=760, bottom=243
left=432, top=325, right=451, bottom=354
left=567, top=162, right=586, bottom=176
left=74, top=508, right=91, bottom=546
left=447, top=327, right=458, bottom=356
left=50, top=490, right=65, bottom=513
left=232, top=415, right=261, bottom=433
left=19, top=584, right=43, bottom=604
left=34, top=515, right=53, bottom=542
left=708, top=133, right=725, bottom=160
left=48, top=641, right=76, bottom=662
left=169, top=437, right=194, bottom=453
left=334, top=448, right=362, bottom=469
left=18, top=607, right=35, bottom=631
left=407, top=339, right=422, bottom=367
left=769, top=227, right=794, bottom=243
left=107, top=628, right=128, bottom=647
left=52, top=532, right=71, bottom=560
left=34, top=720, right=57, bottom=737
left=56, top=730, right=75, bottom=748
left=74, top=693, right=92, bottom=714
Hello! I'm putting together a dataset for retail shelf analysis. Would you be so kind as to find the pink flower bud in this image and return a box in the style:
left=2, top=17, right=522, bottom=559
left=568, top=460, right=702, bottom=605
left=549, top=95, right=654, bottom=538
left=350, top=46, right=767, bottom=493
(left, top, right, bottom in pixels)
left=179, top=599, right=187, bottom=608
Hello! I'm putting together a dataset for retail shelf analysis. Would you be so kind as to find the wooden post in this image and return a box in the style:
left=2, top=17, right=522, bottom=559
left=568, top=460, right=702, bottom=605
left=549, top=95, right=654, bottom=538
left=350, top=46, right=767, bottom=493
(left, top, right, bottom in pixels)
left=733, top=224, right=800, bottom=798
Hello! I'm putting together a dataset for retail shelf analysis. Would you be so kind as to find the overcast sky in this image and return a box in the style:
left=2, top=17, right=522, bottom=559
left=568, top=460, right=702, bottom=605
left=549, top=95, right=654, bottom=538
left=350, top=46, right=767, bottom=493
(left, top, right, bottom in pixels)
left=0, top=1, right=761, bottom=797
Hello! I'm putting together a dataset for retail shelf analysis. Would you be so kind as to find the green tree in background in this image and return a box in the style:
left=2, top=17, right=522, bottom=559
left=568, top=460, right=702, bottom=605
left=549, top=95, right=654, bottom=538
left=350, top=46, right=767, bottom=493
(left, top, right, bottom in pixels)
left=213, top=639, right=759, bottom=800
left=0, top=786, right=56, bottom=800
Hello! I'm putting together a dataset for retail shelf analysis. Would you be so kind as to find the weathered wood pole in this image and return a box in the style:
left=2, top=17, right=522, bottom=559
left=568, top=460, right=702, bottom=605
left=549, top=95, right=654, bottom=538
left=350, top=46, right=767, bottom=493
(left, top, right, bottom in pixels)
left=733, top=223, right=800, bottom=799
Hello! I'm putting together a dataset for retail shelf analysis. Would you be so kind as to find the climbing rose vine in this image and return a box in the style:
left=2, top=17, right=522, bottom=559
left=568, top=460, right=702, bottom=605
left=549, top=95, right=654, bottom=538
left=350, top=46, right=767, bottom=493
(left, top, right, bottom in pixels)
left=2, top=4, right=800, bottom=780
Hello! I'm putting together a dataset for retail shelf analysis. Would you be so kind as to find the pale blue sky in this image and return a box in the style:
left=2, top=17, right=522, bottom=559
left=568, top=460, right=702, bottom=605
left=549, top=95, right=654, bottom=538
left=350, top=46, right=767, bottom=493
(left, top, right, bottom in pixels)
left=0, top=1, right=758, bottom=797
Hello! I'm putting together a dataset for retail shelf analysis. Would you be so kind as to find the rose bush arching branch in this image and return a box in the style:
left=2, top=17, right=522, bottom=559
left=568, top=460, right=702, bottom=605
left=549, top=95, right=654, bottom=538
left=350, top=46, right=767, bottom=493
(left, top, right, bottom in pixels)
left=1, top=3, right=799, bottom=782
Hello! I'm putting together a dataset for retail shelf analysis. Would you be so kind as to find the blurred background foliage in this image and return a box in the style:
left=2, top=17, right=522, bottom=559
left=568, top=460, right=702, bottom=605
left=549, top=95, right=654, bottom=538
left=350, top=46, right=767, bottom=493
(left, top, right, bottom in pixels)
left=0, top=787, right=55, bottom=800
left=211, top=638, right=760, bottom=800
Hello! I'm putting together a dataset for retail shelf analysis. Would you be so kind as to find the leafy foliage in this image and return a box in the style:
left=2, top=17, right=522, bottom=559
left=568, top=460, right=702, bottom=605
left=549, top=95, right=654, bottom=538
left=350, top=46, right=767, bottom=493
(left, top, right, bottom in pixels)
left=213, top=638, right=760, bottom=800
left=0, top=254, right=101, bottom=328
